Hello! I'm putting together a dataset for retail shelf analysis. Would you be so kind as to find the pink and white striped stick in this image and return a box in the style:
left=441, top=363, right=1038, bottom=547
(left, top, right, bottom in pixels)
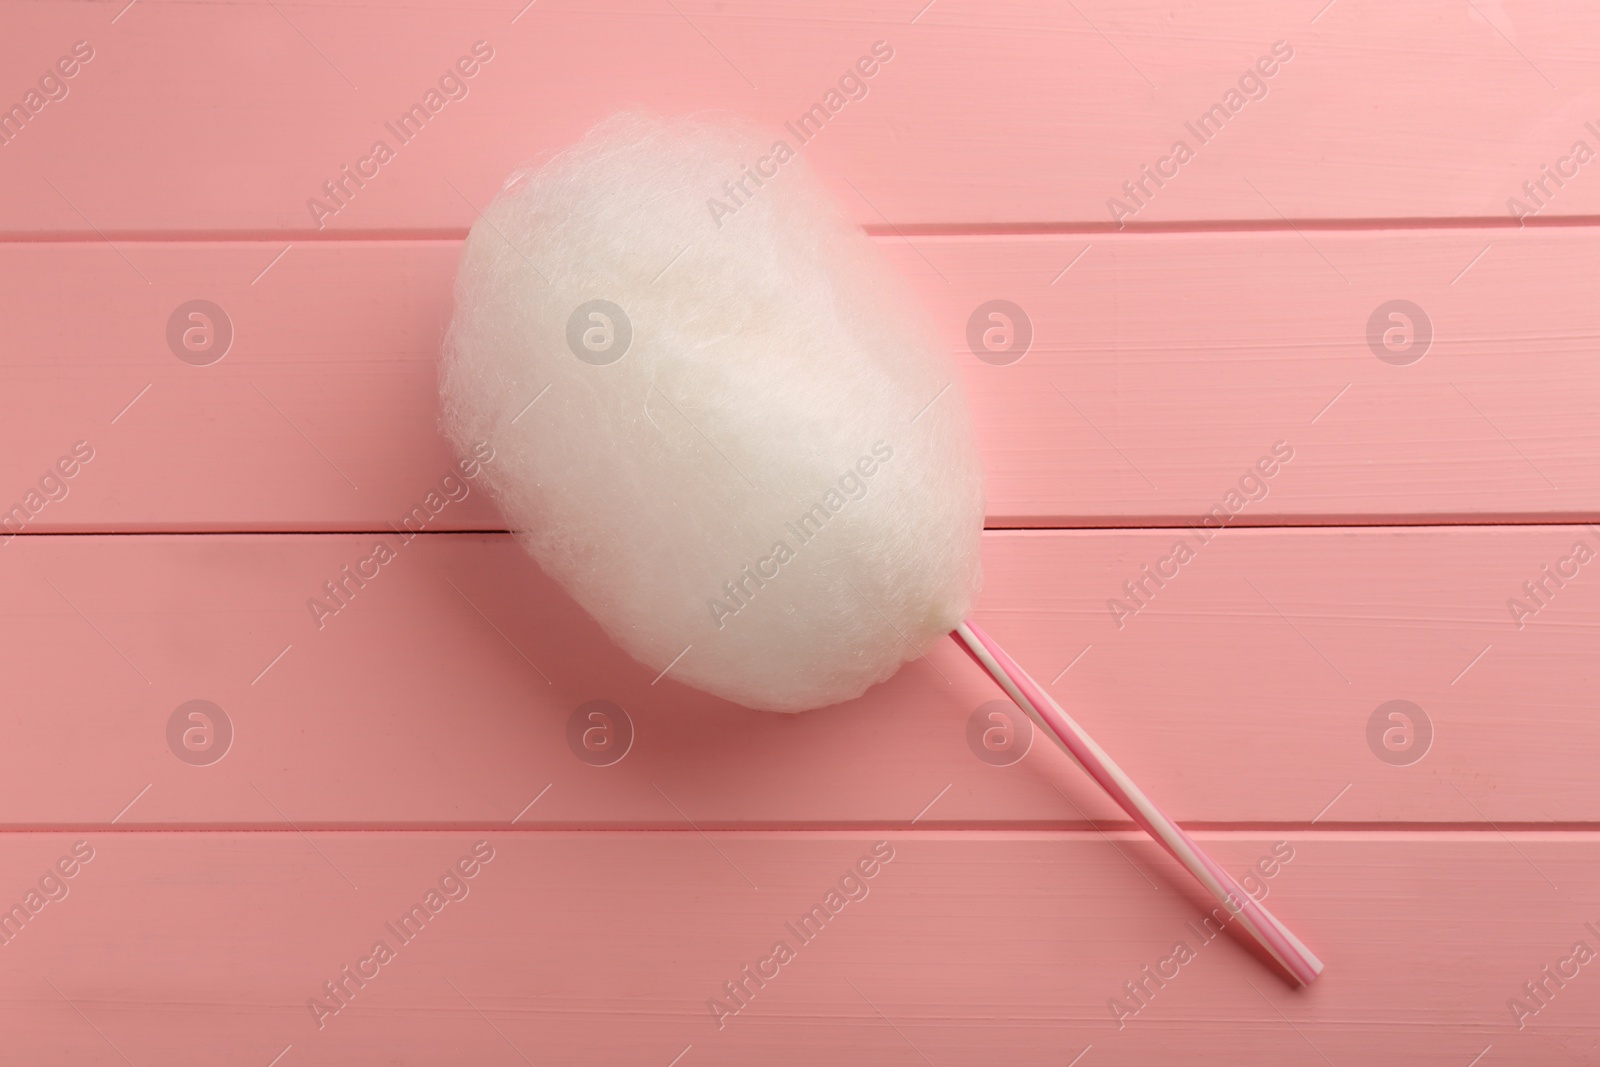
left=952, top=619, right=1323, bottom=985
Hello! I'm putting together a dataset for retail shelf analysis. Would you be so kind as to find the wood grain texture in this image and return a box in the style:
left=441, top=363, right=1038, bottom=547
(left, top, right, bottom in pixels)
left=2, top=230, right=1595, bottom=531
left=4, top=0, right=1597, bottom=1059
left=2, top=527, right=1592, bottom=828
left=0, top=831, right=1593, bottom=1066
left=2, top=1, right=1599, bottom=233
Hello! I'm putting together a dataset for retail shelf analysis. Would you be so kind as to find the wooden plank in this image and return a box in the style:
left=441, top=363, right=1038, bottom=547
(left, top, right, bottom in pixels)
left=0, top=830, right=1592, bottom=1064
left=3, top=1, right=1600, bottom=233
left=2, top=230, right=1595, bottom=532
left=2, top=527, right=1592, bottom=828
left=8, top=2, right=1590, bottom=1059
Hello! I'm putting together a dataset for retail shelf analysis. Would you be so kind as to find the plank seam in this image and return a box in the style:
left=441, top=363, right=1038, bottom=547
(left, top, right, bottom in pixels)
left=9, top=215, right=1600, bottom=244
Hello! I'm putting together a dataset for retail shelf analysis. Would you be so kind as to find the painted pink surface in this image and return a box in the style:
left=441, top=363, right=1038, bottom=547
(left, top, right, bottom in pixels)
left=2, top=2, right=1599, bottom=232
left=1, top=832, right=1595, bottom=1065
left=2, top=232, right=1596, bottom=531
left=2, top=0, right=1597, bottom=1064
left=956, top=619, right=1323, bottom=984
left=0, top=528, right=1592, bottom=828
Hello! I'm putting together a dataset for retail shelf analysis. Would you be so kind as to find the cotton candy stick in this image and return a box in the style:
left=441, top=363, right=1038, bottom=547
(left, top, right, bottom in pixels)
left=951, top=620, right=1323, bottom=985
left=442, top=111, right=1321, bottom=984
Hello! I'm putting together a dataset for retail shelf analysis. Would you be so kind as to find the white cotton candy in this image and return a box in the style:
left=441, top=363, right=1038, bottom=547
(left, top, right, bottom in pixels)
left=440, top=112, right=984, bottom=712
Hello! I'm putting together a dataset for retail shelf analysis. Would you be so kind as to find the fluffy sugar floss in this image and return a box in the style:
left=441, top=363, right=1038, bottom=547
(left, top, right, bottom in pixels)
left=440, top=112, right=985, bottom=713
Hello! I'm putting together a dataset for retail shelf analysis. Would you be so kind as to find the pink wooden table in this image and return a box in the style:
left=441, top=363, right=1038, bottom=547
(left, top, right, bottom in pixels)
left=2, top=1, right=1597, bottom=1063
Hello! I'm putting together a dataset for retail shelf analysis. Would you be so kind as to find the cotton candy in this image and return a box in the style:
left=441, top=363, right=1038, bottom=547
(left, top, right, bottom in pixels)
left=439, top=112, right=984, bottom=712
